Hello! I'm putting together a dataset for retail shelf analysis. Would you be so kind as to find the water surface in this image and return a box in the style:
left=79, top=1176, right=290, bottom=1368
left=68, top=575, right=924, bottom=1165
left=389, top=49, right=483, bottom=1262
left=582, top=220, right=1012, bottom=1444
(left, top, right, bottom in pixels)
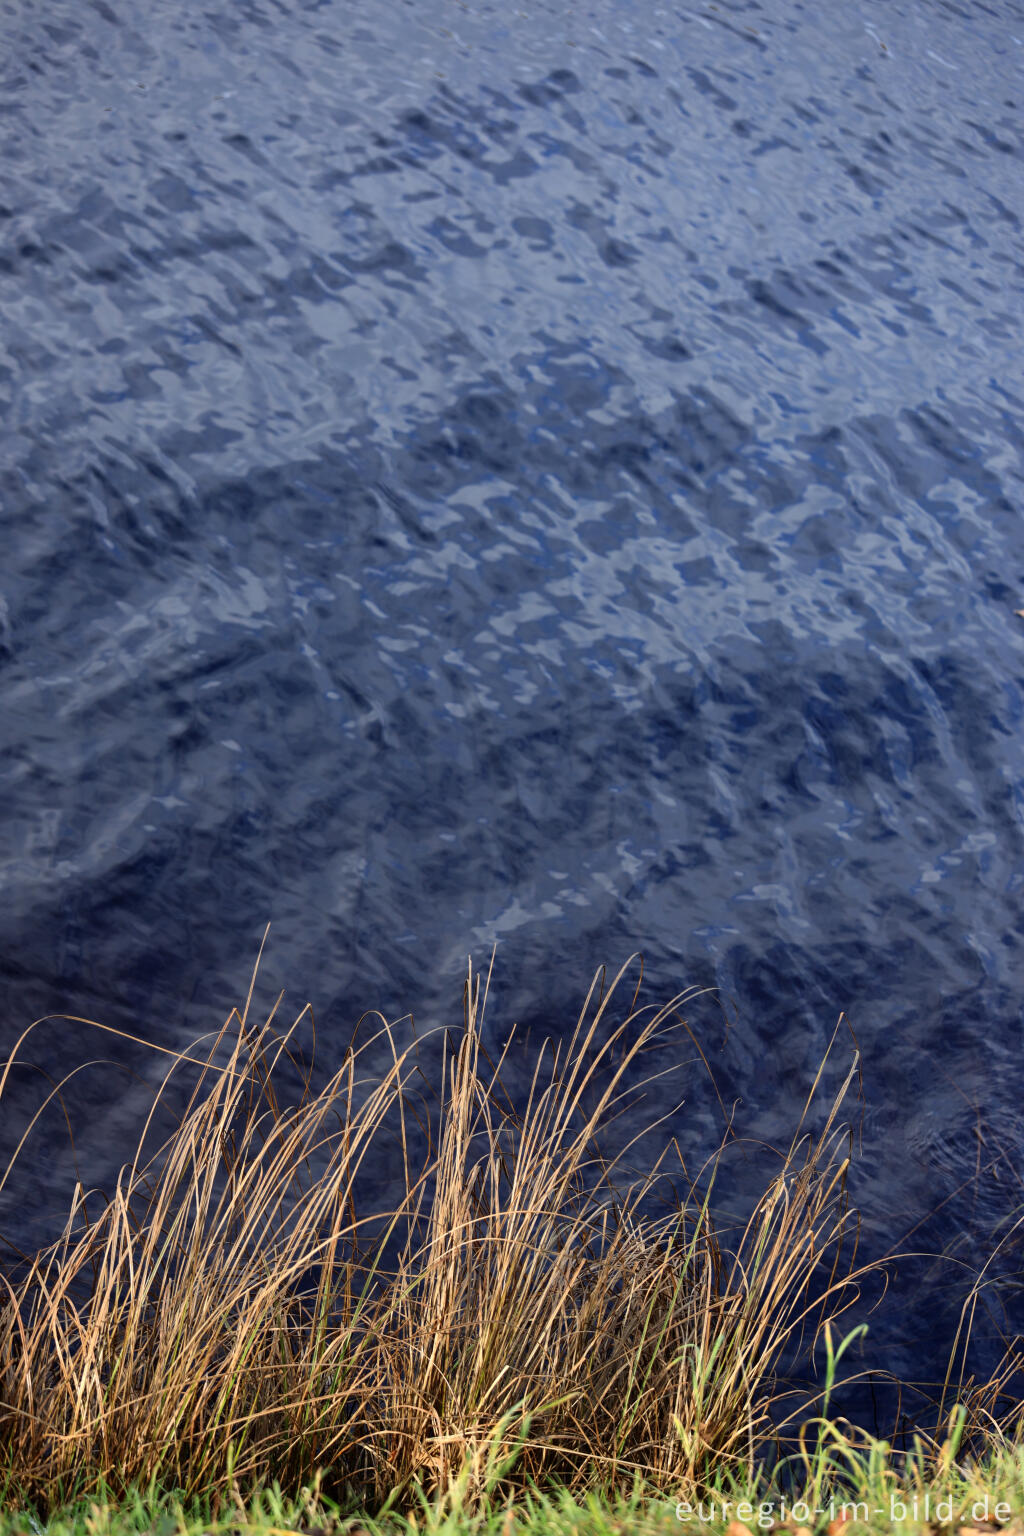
left=1, top=0, right=1023, bottom=1397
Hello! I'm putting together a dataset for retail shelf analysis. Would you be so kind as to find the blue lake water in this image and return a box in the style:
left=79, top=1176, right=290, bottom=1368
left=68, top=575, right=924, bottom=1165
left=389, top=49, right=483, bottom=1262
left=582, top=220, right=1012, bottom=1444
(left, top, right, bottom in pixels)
left=1, top=0, right=1023, bottom=1407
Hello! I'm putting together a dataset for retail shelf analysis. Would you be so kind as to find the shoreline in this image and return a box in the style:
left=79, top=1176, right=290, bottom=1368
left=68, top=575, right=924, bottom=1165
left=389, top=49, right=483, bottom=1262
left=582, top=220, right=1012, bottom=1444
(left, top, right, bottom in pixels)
left=1, top=955, right=1020, bottom=1524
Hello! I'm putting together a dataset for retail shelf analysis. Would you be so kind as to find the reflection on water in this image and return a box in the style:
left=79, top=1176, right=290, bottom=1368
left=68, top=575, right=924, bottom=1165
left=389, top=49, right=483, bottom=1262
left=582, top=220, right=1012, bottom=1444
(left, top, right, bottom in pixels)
left=1, top=0, right=1023, bottom=1395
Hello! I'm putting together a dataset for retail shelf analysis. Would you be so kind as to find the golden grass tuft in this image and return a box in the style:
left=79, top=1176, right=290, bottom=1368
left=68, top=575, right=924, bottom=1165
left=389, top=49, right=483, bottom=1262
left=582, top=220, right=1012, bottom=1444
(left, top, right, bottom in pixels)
left=0, top=944, right=866, bottom=1514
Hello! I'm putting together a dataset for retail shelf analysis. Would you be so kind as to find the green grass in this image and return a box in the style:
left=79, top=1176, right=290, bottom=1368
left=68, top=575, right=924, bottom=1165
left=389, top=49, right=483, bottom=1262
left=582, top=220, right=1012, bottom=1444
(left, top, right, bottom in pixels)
left=4, top=1431, right=1024, bottom=1536
left=0, top=937, right=1020, bottom=1529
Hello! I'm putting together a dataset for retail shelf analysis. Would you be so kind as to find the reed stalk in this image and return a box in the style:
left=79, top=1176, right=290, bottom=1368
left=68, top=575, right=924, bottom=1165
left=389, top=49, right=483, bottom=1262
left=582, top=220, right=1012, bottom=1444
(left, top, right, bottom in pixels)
left=0, top=943, right=869, bottom=1513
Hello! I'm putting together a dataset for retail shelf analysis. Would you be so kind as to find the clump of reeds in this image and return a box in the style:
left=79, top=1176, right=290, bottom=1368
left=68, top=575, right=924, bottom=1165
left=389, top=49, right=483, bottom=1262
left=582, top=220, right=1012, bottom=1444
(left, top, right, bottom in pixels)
left=0, top=944, right=863, bottom=1514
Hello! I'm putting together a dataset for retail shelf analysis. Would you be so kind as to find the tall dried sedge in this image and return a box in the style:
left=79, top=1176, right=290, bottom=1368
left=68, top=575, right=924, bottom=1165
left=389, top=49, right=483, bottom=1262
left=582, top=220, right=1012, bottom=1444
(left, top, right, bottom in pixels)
left=0, top=941, right=865, bottom=1513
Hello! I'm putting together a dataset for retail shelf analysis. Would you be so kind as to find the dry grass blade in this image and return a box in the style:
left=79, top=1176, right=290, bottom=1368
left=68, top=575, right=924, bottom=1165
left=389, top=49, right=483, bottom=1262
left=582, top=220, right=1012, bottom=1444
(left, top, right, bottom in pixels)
left=0, top=947, right=867, bottom=1514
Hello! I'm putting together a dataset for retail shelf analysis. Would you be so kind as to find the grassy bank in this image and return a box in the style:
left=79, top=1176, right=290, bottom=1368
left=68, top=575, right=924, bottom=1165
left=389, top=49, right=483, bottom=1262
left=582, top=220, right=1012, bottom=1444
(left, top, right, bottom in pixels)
left=0, top=940, right=1020, bottom=1527
left=5, top=1433, right=1024, bottom=1536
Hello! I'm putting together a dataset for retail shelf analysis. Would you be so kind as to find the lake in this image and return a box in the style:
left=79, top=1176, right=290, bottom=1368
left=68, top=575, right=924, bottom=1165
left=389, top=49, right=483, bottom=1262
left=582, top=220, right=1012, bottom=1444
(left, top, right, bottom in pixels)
left=1, top=0, right=1022, bottom=1408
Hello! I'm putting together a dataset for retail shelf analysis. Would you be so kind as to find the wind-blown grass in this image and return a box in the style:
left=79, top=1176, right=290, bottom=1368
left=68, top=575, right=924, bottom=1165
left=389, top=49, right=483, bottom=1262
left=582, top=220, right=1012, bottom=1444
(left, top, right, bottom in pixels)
left=0, top=942, right=894, bottom=1513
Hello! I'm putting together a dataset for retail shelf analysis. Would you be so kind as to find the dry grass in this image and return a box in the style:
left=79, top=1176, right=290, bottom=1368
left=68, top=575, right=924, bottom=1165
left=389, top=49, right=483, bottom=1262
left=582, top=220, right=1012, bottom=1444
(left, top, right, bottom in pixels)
left=0, top=943, right=868, bottom=1514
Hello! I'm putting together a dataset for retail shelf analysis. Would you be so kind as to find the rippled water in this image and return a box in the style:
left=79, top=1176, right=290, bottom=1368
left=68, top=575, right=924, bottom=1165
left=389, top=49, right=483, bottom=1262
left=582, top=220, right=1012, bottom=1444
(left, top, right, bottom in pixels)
left=2, top=0, right=1023, bottom=1396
